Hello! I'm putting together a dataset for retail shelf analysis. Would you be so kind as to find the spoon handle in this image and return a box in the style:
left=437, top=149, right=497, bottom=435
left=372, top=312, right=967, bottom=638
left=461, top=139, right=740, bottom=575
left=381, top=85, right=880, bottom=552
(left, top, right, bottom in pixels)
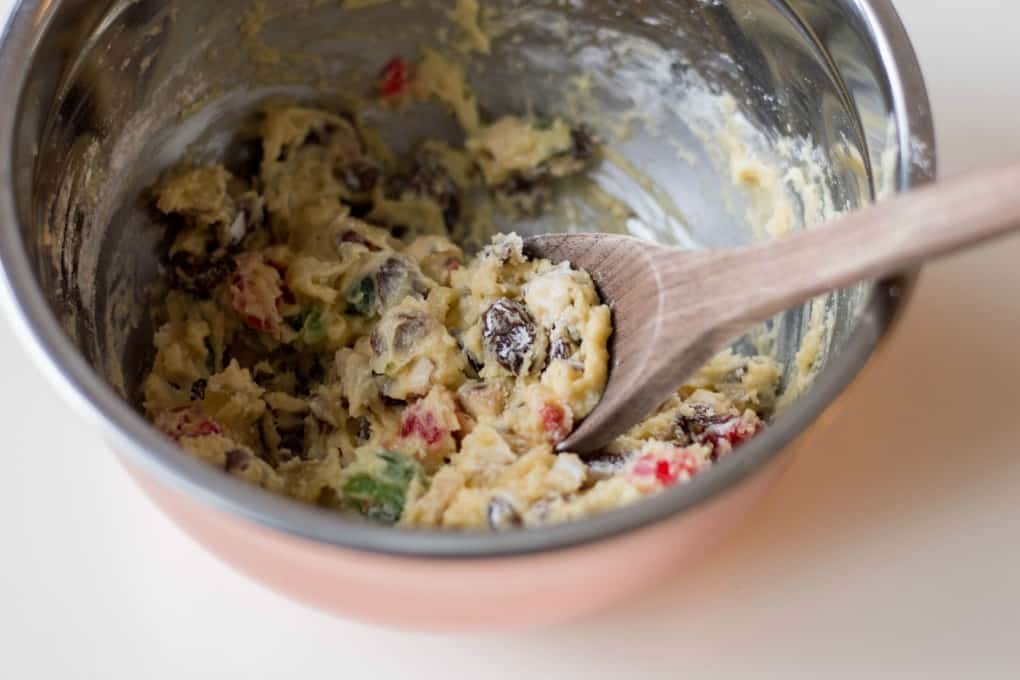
left=710, top=161, right=1020, bottom=325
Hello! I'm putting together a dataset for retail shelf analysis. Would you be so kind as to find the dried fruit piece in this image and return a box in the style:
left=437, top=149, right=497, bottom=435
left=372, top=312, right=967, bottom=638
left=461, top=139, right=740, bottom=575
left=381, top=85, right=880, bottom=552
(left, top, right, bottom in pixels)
left=336, top=158, right=381, bottom=195
left=487, top=495, right=523, bottom=531
left=482, top=298, right=542, bottom=374
left=345, top=277, right=377, bottom=316
left=338, top=229, right=381, bottom=251
left=168, top=252, right=236, bottom=296
left=155, top=407, right=222, bottom=441
left=400, top=407, right=443, bottom=445
left=378, top=56, right=413, bottom=100
left=224, top=449, right=251, bottom=473
left=628, top=444, right=706, bottom=491
left=228, top=253, right=285, bottom=336
left=342, top=450, right=420, bottom=524
left=190, top=378, right=208, bottom=401
left=675, top=404, right=761, bottom=460
left=539, top=402, right=570, bottom=444
left=375, top=256, right=428, bottom=308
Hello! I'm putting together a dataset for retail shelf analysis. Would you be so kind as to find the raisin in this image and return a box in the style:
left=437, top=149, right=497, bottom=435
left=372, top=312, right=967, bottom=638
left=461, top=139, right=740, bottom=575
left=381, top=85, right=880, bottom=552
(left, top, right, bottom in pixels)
left=487, top=496, right=523, bottom=531
left=675, top=403, right=727, bottom=444
left=482, top=299, right=540, bottom=374
left=337, top=230, right=381, bottom=251
left=303, top=121, right=338, bottom=147
left=550, top=335, right=577, bottom=360
left=570, top=125, right=597, bottom=161
left=393, top=314, right=429, bottom=353
left=355, top=417, right=372, bottom=442
left=169, top=252, right=236, bottom=296
left=375, top=257, right=427, bottom=307
left=224, top=449, right=251, bottom=473
left=370, top=328, right=387, bottom=357
left=190, top=378, right=207, bottom=401
left=278, top=426, right=305, bottom=459
left=460, top=342, right=483, bottom=374
left=337, top=159, right=381, bottom=194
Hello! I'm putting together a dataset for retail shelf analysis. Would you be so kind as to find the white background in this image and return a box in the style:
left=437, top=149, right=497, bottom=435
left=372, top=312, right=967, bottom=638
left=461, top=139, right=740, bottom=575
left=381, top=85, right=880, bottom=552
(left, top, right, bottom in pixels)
left=2, top=1, right=1018, bottom=677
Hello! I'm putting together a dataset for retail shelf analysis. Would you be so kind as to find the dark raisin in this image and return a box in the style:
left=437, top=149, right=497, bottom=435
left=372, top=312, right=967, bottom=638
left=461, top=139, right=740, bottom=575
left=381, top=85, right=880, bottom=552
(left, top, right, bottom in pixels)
left=482, top=299, right=539, bottom=374
left=277, top=426, right=306, bottom=459
left=337, top=159, right=381, bottom=194
left=393, top=314, right=429, bottom=353
left=190, top=378, right=207, bottom=401
left=337, top=229, right=381, bottom=252
left=169, top=252, right=236, bottom=296
left=303, top=121, right=338, bottom=147
left=370, top=327, right=387, bottom=356
left=487, top=496, right=523, bottom=531
left=570, top=125, right=597, bottom=161
left=375, top=257, right=427, bottom=307
left=355, top=417, right=372, bottom=442
left=382, top=395, right=406, bottom=407
left=459, top=340, right=484, bottom=375
left=550, top=336, right=575, bottom=360
left=223, top=135, right=265, bottom=179
left=675, top=403, right=727, bottom=444
left=252, top=364, right=274, bottom=386
left=224, top=449, right=251, bottom=473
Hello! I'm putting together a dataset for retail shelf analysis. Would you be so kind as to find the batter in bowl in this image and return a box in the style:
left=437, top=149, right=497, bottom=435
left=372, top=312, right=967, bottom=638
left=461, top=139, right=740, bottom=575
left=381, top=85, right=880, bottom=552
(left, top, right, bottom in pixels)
left=143, top=54, right=781, bottom=530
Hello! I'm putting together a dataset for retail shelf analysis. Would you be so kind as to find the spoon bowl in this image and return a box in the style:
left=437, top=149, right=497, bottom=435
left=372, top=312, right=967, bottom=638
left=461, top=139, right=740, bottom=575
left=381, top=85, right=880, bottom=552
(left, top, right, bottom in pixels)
left=529, top=160, right=1020, bottom=454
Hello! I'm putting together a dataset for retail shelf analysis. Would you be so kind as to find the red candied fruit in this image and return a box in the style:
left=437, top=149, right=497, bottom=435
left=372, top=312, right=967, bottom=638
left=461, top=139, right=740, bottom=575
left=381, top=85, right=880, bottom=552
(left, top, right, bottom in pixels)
left=400, top=407, right=443, bottom=445
left=704, top=417, right=761, bottom=460
left=632, top=448, right=702, bottom=488
left=379, top=56, right=412, bottom=99
left=244, top=314, right=272, bottom=333
left=654, top=460, right=673, bottom=485
left=539, top=403, right=568, bottom=443
left=156, top=407, right=222, bottom=441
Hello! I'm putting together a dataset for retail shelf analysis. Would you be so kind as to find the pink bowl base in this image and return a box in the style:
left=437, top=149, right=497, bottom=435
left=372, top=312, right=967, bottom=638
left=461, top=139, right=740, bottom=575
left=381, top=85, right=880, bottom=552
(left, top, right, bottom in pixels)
left=126, top=448, right=794, bottom=632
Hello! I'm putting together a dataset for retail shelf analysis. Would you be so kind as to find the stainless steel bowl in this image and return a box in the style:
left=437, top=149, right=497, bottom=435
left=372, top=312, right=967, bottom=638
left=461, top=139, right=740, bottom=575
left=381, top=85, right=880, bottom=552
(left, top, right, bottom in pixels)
left=0, top=0, right=934, bottom=627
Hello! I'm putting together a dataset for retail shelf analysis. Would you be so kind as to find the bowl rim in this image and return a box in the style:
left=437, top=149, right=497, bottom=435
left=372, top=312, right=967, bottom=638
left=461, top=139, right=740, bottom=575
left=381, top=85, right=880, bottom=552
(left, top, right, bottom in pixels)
left=0, top=0, right=935, bottom=558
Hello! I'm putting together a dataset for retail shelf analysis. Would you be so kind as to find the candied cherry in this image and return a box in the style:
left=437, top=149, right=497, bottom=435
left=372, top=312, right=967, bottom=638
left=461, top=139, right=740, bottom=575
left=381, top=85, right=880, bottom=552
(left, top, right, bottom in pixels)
left=400, top=405, right=443, bottom=446
left=379, top=56, right=412, bottom=99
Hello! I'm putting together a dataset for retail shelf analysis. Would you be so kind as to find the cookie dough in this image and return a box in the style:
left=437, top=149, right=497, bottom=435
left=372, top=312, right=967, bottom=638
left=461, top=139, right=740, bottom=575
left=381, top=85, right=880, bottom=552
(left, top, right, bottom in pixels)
left=143, top=53, right=781, bottom=530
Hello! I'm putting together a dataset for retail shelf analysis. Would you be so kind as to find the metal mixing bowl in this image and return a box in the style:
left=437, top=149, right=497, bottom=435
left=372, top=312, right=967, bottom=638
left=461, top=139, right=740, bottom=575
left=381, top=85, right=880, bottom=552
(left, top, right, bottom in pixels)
left=0, top=0, right=934, bottom=628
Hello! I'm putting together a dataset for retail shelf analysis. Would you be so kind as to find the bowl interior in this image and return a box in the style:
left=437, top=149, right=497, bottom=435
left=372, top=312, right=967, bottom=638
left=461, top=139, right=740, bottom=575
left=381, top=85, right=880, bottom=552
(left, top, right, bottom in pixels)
left=3, top=0, right=926, bottom=552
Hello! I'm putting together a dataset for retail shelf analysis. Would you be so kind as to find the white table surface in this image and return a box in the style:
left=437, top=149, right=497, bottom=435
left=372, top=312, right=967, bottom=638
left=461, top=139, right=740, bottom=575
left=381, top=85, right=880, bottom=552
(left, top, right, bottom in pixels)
left=2, top=1, right=1018, bottom=677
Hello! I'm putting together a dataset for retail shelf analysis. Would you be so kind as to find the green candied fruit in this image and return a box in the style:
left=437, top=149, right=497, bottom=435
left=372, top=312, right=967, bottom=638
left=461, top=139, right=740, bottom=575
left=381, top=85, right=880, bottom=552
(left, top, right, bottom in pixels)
left=345, top=277, right=376, bottom=316
left=379, top=450, right=418, bottom=484
left=342, top=450, right=420, bottom=524
left=300, top=307, right=326, bottom=344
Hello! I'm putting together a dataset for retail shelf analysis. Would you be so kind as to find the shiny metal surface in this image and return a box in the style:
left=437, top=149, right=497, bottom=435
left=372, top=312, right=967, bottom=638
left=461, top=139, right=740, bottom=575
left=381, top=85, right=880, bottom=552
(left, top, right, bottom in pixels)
left=0, top=0, right=934, bottom=556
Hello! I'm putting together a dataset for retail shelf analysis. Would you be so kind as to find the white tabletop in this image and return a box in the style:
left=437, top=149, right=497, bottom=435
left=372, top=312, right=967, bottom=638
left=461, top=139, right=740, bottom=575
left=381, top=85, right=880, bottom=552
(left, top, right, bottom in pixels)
left=2, top=1, right=1018, bottom=677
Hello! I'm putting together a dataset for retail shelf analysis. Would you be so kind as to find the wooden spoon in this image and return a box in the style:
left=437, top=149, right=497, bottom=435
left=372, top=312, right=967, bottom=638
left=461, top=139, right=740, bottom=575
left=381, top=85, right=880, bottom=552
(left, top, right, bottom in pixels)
left=526, top=162, right=1020, bottom=455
